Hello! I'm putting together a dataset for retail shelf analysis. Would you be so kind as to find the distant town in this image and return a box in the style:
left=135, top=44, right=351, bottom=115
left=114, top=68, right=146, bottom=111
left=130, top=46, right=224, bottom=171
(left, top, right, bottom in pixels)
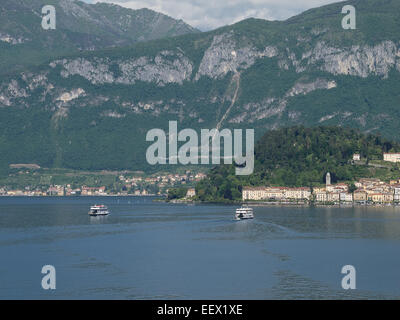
left=242, top=153, right=400, bottom=205
left=3, top=152, right=400, bottom=206
left=0, top=171, right=207, bottom=197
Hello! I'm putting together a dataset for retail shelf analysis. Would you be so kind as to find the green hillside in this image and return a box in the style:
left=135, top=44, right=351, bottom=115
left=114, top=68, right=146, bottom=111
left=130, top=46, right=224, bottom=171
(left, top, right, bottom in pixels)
left=0, top=0, right=400, bottom=175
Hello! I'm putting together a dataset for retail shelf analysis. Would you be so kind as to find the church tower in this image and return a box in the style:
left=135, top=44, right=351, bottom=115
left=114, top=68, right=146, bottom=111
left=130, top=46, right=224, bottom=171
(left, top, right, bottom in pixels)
left=326, top=172, right=331, bottom=186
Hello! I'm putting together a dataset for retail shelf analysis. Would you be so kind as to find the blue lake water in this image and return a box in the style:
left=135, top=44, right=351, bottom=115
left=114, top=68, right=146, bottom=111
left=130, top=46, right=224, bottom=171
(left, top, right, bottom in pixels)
left=0, top=196, right=399, bottom=300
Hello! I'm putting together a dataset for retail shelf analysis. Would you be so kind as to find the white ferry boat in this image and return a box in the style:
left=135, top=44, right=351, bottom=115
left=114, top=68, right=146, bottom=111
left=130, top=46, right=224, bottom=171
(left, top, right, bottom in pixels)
left=88, top=205, right=110, bottom=216
left=234, top=205, right=254, bottom=221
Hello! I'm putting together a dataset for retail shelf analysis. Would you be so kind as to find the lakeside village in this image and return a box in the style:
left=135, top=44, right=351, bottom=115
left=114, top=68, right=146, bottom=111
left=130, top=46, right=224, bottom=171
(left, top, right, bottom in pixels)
left=241, top=153, right=400, bottom=206
left=242, top=176, right=400, bottom=205
left=0, top=171, right=207, bottom=197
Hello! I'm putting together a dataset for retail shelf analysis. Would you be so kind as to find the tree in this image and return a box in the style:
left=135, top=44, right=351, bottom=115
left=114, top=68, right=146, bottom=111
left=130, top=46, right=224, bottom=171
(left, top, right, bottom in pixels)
left=348, top=183, right=357, bottom=193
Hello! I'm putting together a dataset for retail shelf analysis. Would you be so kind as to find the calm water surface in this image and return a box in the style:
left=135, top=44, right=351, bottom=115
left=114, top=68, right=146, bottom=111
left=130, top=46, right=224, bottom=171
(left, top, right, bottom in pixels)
left=0, top=196, right=399, bottom=300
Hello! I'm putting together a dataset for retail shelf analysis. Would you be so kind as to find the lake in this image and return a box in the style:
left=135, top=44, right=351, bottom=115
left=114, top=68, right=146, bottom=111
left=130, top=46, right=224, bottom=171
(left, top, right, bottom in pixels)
left=0, top=196, right=399, bottom=299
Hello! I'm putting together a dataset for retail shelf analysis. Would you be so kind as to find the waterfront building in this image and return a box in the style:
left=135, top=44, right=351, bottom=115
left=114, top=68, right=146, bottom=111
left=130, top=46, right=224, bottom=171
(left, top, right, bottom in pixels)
left=81, top=186, right=107, bottom=196
left=284, top=187, right=312, bottom=200
left=368, top=193, right=394, bottom=203
left=7, top=190, right=24, bottom=196
left=315, top=192, right=327, bottom=202
left=242, top=186, right=311, bottom=201
left=265, top=187, right=285, bottom=200
left=326, top=192, right=340, bottom=202
left=354, top=190, right=368, bottom=202
left=186, top=188, right=196, bottom=198
left=340, top=192, right=353, bottom=202
left=242, top=187, right=267, bottom=201
left=393, top=186, right=400, bottom=202
left=47, top=186, right=59, bottom=196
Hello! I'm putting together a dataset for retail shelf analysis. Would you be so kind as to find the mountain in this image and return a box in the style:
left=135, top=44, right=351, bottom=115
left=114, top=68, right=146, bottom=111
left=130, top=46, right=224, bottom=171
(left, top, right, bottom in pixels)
left=0, top=0, right=400, bottom=173
left=0, top=0, right=199, bottom=74
left=195, top=126, right=400, bottom=202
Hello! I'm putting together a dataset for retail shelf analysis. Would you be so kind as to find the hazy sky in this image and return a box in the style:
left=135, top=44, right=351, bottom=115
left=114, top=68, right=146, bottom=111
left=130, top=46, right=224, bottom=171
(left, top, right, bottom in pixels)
left=84, top=0, right=344, bottom=31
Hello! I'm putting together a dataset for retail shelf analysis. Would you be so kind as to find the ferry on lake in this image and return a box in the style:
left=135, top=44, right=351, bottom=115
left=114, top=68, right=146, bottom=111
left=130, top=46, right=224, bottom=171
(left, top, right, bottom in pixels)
left=234, top=205, right=254, bottom=221
left=88, top=205, right=110, bottom=216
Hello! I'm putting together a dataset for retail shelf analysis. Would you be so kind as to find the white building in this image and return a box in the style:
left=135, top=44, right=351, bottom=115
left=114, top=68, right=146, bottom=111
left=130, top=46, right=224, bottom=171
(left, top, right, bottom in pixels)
left=383, top=153, right=400, bottom=163
left=242, top=187, right=267, bottom=201
left=284, top=187, right=312, bottom=200
left=340, top=192, right=353, bottom=202
left=186, top=188, right=196, bottom=198
left=393, top=187, right=400, bottom=202
left=242, top=187, right=311, bottom=201
left=326, top=192, right=340, bottom=202
left=315, top=192, right=327, bottom=202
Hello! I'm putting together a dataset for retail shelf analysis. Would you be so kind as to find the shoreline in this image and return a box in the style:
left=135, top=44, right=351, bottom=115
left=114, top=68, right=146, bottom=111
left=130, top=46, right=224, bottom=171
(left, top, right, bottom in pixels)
left=0, top=194, right=163, bottom=198
left=1, top=195, right=399, bottom=208
left=165, top=198, right=400, bottom=208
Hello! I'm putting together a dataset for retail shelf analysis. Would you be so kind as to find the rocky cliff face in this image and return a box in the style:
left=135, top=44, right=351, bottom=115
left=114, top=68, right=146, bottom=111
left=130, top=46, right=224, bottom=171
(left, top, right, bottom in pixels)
left=195, top=32, right=278, bottom=80
left=2, top=31, right=398, bottom=116
left=51, top=51, right=194, bottom=86
left=307, top=40, right=400, bottom=78
left=32, top=33, right=399, bottom=91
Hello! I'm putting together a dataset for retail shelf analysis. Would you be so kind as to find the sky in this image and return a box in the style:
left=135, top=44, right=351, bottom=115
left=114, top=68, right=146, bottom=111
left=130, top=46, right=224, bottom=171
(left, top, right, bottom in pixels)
left=83, top=0, right=344, bottom=31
